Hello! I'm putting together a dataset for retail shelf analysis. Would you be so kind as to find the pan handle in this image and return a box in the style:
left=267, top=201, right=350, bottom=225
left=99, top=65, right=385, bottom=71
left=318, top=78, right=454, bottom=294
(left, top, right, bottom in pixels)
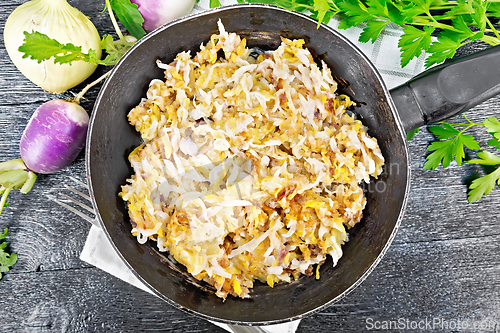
left=390, top=45, right=500, bottom=133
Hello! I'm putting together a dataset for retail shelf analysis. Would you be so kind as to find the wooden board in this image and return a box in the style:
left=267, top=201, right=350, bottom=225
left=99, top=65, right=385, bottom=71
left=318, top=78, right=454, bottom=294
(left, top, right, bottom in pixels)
left=0, top=1, right=499, bottom=332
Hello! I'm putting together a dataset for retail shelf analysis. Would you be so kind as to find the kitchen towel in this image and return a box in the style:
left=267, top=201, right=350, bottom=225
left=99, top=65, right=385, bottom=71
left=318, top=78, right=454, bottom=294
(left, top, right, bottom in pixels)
left=80, top=225, right=301, bottom=333
left=80, top=2, right=429, bottom=332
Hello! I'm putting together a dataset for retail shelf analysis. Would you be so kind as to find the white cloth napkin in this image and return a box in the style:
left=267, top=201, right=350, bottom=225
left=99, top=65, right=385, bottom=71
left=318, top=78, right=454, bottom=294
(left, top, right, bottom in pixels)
left=80, top=225, right=301, bottom=333
left=80, top=2, right=429, bottom=332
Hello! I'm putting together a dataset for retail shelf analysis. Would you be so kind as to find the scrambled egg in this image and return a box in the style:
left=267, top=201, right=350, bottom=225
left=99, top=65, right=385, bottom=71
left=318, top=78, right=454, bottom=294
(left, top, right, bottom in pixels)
left=120, top=21, right=385, bottom=299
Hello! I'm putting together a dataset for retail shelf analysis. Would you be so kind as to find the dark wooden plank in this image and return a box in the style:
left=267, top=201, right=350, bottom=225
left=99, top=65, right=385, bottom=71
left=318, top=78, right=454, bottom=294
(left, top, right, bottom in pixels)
left=0, top=267, right=227, bottom=333
left=1, top=231, right=498, bottom=332
left=298, top=233, right=500, bottom=332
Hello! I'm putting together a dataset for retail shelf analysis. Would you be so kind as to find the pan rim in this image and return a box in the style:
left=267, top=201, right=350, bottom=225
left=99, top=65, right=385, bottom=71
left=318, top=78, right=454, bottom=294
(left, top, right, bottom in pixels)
left=85, top=3, right=412, bottom=326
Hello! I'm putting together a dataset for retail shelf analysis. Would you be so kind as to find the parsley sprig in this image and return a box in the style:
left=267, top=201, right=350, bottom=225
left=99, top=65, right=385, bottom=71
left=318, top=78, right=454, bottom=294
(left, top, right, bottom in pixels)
left=423, top=115, right=500, bottom=202
left=423, top=115, right=481, bottom=170
left=237, top=0, right=500, bottom=68
left=0, top=228, right=17, bottom=280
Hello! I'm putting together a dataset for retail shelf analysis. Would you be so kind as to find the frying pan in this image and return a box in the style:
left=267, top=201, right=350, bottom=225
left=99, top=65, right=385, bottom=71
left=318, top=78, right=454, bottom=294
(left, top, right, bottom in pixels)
left=86, top=4, right=500, bottom=326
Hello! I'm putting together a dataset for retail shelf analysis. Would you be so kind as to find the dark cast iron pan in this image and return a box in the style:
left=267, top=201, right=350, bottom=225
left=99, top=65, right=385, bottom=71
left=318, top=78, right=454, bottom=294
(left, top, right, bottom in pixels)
left=86, top=4, right=500, bottom=326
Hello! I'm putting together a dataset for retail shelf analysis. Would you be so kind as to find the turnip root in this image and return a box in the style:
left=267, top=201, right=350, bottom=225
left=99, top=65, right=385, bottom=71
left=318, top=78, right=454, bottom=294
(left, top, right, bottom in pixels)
left=0, top=99, right=89, bottom=215
left=20, top=99, right=89, bottom=174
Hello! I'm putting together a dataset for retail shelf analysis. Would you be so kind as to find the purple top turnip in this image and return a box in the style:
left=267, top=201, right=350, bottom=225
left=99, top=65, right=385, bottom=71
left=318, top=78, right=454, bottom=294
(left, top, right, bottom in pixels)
left=20, top=99, right=89, bottom=174
left=0, top=99, right=89, bottom=215
left=130, top=0, right=196, bottom=32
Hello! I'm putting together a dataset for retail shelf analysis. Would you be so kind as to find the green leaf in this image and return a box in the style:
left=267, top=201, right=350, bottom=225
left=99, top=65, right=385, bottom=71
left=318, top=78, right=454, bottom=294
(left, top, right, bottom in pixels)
left=423, top=129, right=479, bottom=169
left=468, top=150, right=500, bottom=166
left=52, top=53, right=86, bottom=65
left=440, top=16, right=474, bottom=41
left=0, top=228, right=7, bottom=240
left=428, top=123, right=459, bottom=140
left=337, top=0, right=368, bottom=16
left=313, top=0, right=335, bottom=25
left=407, top=128, right=420, bottom=141
left=310, top=9, right=336, bottom=25
left=0, top=228, right=17, bottom=280
left=471, top=0, right=487, bottom=30
left=487, top=2, right=500, bottom=17
left=100, top=34, right=136, bottom=66
left=210, top=0, right=222, bottom=7
left=337, top=0, right=372, bottom=29
left=454, top=134, right=479, bottom=165
left=386, top=2, right=405, bottom=25
left=109, top=0, right=146, bottom=40
left=488, top=137, right=500, bottom=149
left=394, top=2, right=426, bottom=24
left=424, top=36, right=461, bottom=68
left=423, top=140, right=454, bottom=169
left=437, top=0, right=474, bottom=19
left=430, top=0, right=450, bottom=7
left=468, top=165, right=500, bottom=203
left=337, top=15, right=365, bottom=29
left=359, top=20, right=389, bottom=43
left=484, top=116, right=500, bottom=140
left=452, top=140, right=465, bottom=166
left=470, top=31, right=485, bottom=42
left=18, top=31, right=97, bottom=65
left=460, top=133, right=480, bottom=150
left=398, top=25, right=434, bottom=67
left=1, top=253, right=17, bottom=267
left=365, top=0, right=388, bottom=17
left=410, top=0, right=433, bottom=12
